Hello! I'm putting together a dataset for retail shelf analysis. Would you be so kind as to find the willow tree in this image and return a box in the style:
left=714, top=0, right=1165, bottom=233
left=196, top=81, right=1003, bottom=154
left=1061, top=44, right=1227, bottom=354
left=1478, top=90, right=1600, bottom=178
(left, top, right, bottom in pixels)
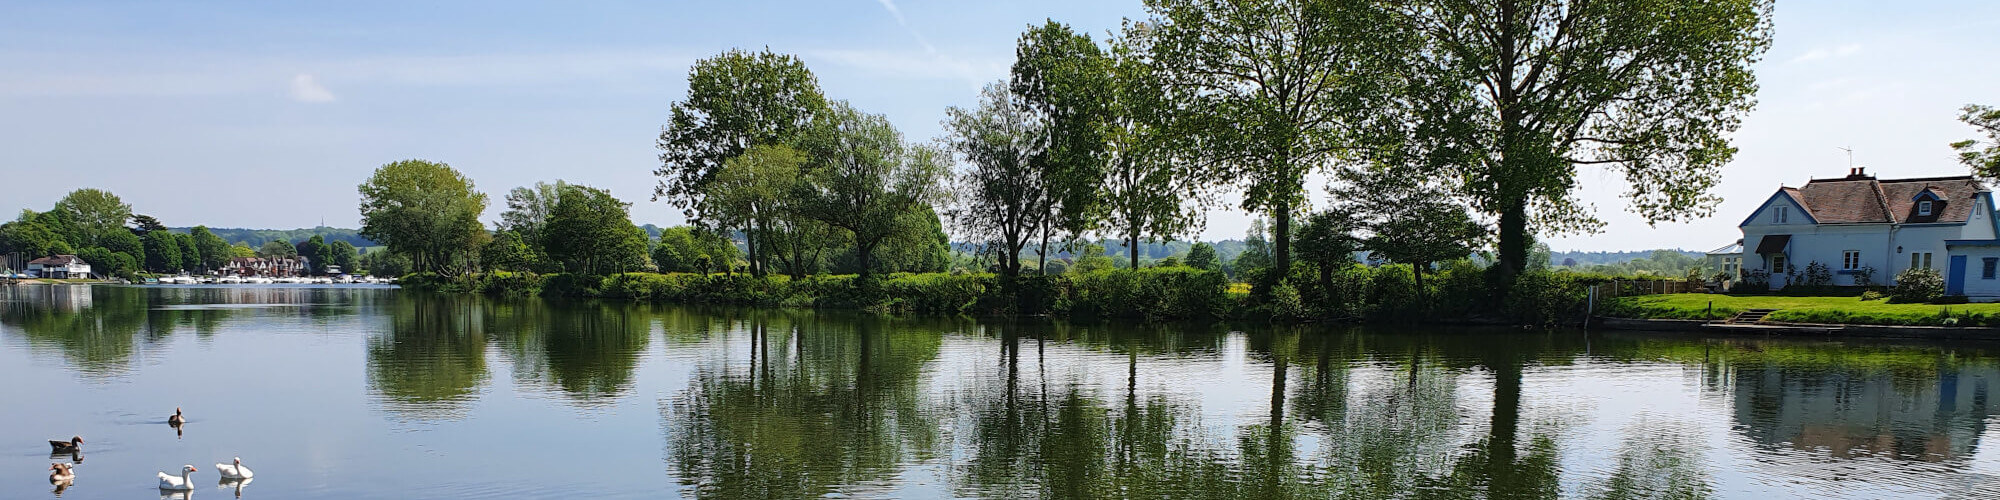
left=656, top=49, right=827, bottom=276
left=1131, top=0, right=1407, bottom=281
left=1396, top=0, right=1772, bottom=280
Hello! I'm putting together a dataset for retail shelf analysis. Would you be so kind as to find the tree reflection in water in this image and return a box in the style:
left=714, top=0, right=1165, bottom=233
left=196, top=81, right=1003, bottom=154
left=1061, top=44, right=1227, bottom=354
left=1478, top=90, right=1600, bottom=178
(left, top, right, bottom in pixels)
left=366, top=293, right=490, bottom=420
left=663, top=311, right=945, bottom=498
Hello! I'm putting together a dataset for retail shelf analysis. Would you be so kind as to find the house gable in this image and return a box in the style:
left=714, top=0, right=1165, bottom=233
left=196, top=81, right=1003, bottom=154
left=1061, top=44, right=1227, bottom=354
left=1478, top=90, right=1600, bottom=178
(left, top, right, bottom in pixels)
left=1739, top=190, right=1817, bottom=227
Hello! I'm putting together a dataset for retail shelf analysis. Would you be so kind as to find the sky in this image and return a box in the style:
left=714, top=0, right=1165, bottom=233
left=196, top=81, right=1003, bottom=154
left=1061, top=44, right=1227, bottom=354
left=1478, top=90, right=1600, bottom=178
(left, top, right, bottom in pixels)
left=0, top=0, right=1996, bottom=252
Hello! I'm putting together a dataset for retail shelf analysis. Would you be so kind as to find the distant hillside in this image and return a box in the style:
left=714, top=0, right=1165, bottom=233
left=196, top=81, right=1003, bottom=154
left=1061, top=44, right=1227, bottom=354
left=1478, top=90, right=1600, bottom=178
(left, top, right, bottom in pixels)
left=168, top=227, right=376, bottom=248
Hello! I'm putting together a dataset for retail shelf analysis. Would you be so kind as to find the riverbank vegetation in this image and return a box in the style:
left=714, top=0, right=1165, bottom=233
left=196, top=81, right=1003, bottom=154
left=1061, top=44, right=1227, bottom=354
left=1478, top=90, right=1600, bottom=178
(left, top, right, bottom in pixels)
left=0, top=189, right=367, bottom=280
left=1601, top=293, right=2000, bottom=326
left=352, top=0, right=1781, bottom=326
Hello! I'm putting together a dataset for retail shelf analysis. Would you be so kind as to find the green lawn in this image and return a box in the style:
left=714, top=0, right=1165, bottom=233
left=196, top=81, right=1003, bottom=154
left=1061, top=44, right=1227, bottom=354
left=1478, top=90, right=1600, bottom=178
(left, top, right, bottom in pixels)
left=1601, top=293, right=2000, bottom=326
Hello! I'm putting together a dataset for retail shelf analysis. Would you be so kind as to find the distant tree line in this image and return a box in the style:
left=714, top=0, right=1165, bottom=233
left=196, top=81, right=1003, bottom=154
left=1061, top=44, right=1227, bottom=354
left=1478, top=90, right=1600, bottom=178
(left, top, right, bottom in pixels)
left=0, top=189, right=363, bottom=279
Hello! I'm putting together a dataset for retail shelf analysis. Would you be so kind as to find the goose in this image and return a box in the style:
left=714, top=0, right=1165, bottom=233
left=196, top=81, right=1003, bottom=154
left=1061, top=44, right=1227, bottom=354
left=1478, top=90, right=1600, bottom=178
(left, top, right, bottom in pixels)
left=49, top=463, right=75, bottom=485
left=157, top=464, right=198, bottom=490
left=169, top=407, right=186, bottom=426
left=48, top=436, right=83, bottom=454
left=215, top=457, right=253, bottom=479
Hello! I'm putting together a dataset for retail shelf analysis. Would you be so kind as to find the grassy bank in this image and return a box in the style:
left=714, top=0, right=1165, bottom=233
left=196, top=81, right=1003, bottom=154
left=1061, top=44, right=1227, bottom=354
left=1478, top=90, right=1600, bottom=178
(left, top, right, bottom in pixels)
left=1601, top=293, right=2000, bottom=327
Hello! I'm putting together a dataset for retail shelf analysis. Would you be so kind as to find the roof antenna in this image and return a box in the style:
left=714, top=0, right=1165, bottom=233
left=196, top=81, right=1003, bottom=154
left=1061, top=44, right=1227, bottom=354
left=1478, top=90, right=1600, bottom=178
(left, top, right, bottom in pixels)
left=1838, top=146, right=1859, bottom=177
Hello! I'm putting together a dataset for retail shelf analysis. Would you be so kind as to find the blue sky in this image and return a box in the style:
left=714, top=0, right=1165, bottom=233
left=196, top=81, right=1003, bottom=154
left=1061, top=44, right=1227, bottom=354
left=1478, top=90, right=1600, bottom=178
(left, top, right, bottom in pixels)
left=1, top=1, right=1997, bottom=252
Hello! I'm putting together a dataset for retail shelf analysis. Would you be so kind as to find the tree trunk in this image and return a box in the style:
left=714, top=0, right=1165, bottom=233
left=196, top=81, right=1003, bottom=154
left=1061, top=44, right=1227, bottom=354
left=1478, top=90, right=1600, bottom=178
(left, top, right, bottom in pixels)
left=1412, top=263, right=1426, bottom=300
left=1497, top=199, right=1529, bottom=283
left=1128, top=230, right=1140, bottom=270
left=747, top=220, right=762, bottom=277
left=1273, top=205, right=1293, bottom=282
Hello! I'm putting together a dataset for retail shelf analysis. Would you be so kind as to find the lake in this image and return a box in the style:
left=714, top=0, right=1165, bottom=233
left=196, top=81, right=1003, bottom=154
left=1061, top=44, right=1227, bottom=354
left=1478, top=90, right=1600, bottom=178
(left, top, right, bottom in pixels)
left=3, top=285, right=1999, bottom=499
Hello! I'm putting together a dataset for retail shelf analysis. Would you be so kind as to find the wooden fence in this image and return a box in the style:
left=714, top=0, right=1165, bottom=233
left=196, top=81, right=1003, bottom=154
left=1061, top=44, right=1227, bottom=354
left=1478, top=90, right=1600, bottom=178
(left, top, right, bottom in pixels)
left=1586, top=279, right=1702, bottom=300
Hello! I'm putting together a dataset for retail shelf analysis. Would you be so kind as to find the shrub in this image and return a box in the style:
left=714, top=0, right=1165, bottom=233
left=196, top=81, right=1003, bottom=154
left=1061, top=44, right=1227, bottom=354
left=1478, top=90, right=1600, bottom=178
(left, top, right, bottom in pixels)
left=477, top=271, right=545, bottom=296
left=1069, top=268, right=1229, bottom=320
left=1505, top=270, right=1587, bottom=326
left=1859, top=290, right=1886, bottom=301
left=1368, top=264, right=1420, bottom=321
left=1741, top=268, right=1771, bottom=289
left=1802, top=261, right=1833, bottom=287
left=1851, top=265, right=1877, bottom=286
left=1889, top=267, right=1945, bottom=304
left=882, top=273, right=992, bottom=314
left=1268, top=280, right=1306, bottom=321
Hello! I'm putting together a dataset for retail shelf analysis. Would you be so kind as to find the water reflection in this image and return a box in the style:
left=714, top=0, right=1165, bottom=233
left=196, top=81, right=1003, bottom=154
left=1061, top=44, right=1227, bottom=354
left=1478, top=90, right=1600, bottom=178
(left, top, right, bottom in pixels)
left=8, top=287, right=2000, bottom=498
left=663, top=312, right=946, bottom=498
left=366, top=294, right=490, bottom=419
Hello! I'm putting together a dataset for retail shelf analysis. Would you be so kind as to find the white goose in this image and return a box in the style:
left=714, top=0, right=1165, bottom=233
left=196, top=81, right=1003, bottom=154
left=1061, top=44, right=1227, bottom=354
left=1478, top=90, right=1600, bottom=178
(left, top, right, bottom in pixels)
left=157, top=464, right=198, bottom=490
left=216, top=457, right=253, bottom=479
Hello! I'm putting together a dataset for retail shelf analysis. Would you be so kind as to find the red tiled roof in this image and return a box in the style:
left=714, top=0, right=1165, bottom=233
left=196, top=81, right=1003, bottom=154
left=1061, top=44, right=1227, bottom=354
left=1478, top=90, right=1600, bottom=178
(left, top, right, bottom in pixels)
left=1795, top=175, right=1987, bottom=224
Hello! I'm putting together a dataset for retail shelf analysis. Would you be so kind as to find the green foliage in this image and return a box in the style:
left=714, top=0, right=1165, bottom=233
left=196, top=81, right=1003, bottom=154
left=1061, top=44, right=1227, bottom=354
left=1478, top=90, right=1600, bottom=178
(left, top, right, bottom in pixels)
left=0, top=216, right=73, bottom=258
left=140, top=230, right=182, bottom=273
left=539, top=183, right=650, bottom=275
left=1604, top=293, right=2000, bottom=326
left=177, top=227, right=374, bottom=249
left=328, top=240, right=359, bottom=272
left=1889, top=267, right=1945, bottom=304
left=357, top=159, right=490, bottom=274
left=944, top=82, right=1052, bottom=278
left=880, top=273, right=994, bottom=314
left=1068, top=243, right=1116, bottom=274
left=98, top=229, right=142, bottom=268
left=1955, top=104, right=2000, bottom=181
left=1393, top=0, right=1774, bottom=275
left=656, top=49, right=827, bottom=227
left=794, top=102, right=947, bottom=277
left=1015, top=21, right=1114, bottom=246
left=297, top=235, right=331, bottom=274
left=1504, top=270, right=1588, bottom=327
left=53, top=188, right=132, bottom=248
left=173, top=232, right=199, bottom=272
left=481, top=230, right=540, bottom=273
left=1068, top=268, right=1230, bottom=320
left=76, top=247, right=136, bottom=280
left=358, top=249, right=410, bottom=276
left=709, top=144, right=805, bottom=276
left=499, top=180, right=568, bottom=243
left=1801, top=261, right=1833, bottom=287
left=1860, top=290, right=1885, bottom=301
left=259, top=239, right=297, bottom=259
left=1184, top=242, right=1219, bottom=272
left=1133, top=0, right=1405, bottom=277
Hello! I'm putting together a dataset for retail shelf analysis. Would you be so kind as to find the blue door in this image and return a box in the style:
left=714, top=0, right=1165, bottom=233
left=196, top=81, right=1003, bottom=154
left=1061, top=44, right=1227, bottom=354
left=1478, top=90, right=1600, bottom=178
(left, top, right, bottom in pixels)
left=1948, top=255, right=1968, bottom=296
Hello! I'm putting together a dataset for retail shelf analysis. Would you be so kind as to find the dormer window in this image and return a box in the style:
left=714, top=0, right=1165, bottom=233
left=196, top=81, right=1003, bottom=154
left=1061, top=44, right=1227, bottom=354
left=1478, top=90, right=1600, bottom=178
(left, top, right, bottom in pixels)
left=1919, top=200, right=1934, bottom=216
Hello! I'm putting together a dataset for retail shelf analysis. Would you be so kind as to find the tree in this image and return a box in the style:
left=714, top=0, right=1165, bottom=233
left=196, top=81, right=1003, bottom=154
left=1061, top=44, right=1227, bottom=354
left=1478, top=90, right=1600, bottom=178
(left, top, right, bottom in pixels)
left=656, top=49, right=828, bottom=231
left=358, top=248, right=411, bottom=277
left=1013, top=22, right=1115, bottom=272
left=1185, top=242, right=1220, bottom=271
left=259, top=240, right=298, bottom=259
left=1102, top=33, right=1206, bottom=270
left=540, top=184, right=649, bottom=275
left=230, top=243, right=258, bottom=259
left=191, top=226, right=231, bottom=272
left=141, top=230, right=183, bottom=273
left=53, top=188, right=133, bottom=248
left=1393, top=0, right=1772, bottom=281
left=0, top=218, right=72, bottom=259
left=1955, top=104, right=2000, bottom=180
left=944, top=82, right=1049, bottom=278
left=1292, top=210, right=1360, bottom=286
left=499, top=180, right=570, bottom=243
left=794, top=102, right=948, bottom=278
left=128, top=214, right=168, bottom=234
left=1231, top=219, right=1273, bottom=282
left=481, top=230, right=537, bottom=272
left=77, top=247, right=136, bottom=280
left=296, top=235, right=331, bottom=275
left=1365, top=201, right=1484, bottom=294
left=328, top=240, right=359, bottom=273
left=1132, top=0, right=1406, bottom=281
left=174, top=233, right=199, bottom=272
left=708, top=145, right=805, bottom=276
left=99, top=229, right=143, bottom=269
left=357, top=159, right=490, bottom=274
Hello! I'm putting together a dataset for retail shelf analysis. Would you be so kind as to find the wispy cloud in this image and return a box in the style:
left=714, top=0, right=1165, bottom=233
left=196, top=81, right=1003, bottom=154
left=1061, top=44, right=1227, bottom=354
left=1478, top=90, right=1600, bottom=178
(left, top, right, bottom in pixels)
left=1791, top=43, right=1862, bottom=63
left=809, top=48, right=1006, bottom=89
left=289, top=73, right=335, bottom=102
left=875, top=0, right=936, bottom=54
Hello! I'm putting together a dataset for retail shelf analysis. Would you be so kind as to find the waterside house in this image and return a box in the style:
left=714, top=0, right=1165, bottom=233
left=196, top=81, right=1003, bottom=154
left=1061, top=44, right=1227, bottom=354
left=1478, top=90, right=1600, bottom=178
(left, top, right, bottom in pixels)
left=27, top=255, right=92, bottom=279
left=1734, top=167, right=1998, bottom=291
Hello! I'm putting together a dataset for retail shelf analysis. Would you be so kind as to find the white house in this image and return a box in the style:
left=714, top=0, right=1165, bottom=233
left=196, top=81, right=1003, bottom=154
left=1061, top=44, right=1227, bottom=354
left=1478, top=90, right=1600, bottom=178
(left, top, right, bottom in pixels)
left=26, top=255, right=92, bottom=279
left=1738, top=168, right=1997, bottom=289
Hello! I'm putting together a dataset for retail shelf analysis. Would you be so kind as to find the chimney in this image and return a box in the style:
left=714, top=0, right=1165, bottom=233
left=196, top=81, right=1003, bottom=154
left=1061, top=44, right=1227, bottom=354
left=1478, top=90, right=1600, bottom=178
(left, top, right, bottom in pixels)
left=1846, top=166, right=1871, bottom=180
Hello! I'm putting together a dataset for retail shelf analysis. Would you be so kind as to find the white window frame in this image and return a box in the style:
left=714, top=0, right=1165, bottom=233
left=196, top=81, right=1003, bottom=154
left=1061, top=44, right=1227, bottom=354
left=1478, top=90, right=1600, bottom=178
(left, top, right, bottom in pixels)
left=1774, top=205, right=1789, bottom=224
left=1771, top=254, right=1788, bottom=273
left=1842, top=250, right=1861, bottom=270
left=1919, top=200, right=1934, bottom=216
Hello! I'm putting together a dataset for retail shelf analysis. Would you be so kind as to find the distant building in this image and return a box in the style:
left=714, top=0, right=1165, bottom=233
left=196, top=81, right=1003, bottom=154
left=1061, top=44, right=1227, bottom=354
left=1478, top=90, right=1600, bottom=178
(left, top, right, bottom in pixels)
left=1706, top=239, right=1743, bottom=280
left=27, top=255, right=91, bottom=279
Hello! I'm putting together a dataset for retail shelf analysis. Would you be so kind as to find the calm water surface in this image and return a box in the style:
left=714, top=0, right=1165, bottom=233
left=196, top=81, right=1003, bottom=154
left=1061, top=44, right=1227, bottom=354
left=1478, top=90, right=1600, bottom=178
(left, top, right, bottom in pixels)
left=4, top=285, right=2000, bottom=499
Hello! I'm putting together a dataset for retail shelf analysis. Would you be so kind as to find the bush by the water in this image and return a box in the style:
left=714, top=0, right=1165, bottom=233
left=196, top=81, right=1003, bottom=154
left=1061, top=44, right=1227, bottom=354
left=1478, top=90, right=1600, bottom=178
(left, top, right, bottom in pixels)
left=1889, top=267, right=1945, bottom=303
left=400, top=261, right=1598, bottom=326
